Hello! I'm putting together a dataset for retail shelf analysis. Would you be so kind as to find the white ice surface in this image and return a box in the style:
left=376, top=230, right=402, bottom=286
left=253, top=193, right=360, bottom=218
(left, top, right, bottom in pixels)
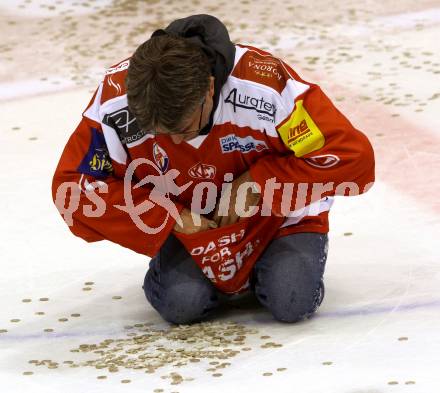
left=1, top=1, right=440, bottom=393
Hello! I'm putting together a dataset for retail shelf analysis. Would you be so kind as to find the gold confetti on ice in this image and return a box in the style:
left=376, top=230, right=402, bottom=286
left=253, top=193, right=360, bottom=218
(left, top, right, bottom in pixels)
left=31, top=321, right=258, bottom=386
left=260, top=342, right=282, bottom=349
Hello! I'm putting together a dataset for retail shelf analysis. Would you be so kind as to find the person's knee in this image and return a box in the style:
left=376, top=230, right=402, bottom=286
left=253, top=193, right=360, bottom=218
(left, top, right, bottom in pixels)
left=262, top=279, right=324, bottom=323
left=160, top=282, right=219, bottom=324
left=144, top=273, right=219, bottom=325
left=255, top=249, right=325, bottom=323
left=143, top=235, right=220, bottom=324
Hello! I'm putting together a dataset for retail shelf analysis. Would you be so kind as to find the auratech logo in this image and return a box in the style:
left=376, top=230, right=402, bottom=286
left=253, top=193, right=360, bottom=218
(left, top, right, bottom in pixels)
left=219, top=134, right=268, bottom=154
left=224, top=88, right=277, bottom=122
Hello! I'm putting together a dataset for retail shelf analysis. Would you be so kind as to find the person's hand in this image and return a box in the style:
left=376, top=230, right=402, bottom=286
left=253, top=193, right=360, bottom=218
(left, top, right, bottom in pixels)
left=173, top=207, right=218, bottom=235
left=213, top=171, right=260, bottom=227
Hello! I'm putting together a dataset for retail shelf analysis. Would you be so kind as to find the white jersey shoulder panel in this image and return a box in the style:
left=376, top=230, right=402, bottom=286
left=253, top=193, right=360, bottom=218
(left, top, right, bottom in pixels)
left=83, top=82, right=103, bottom=123
left=214, top=76, right=284, bottom=137
left=99, top=95, right=130, bottom=165
left=214, top=46, right=311, bottom=137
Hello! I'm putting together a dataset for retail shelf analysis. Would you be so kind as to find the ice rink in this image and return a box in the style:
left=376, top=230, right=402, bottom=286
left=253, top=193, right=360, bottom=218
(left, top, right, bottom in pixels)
left=1, top=1, right=439, bottom=392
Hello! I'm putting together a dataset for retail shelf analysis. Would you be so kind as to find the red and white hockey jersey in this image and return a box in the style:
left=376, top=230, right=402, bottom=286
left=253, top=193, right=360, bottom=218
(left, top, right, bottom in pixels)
left=52, top=44, right=375, bottom=293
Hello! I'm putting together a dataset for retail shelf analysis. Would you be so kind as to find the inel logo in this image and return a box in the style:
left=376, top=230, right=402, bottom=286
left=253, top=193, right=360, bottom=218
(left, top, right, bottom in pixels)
left=287, top=119, right=310, bottom=143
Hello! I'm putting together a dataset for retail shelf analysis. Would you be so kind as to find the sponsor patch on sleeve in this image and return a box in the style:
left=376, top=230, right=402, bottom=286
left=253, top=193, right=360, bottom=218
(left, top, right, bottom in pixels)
left=102, top=106, right=146, bottom=145
left=219, top=134, right=268, bottom=154
left=77, top=128, right=113, bottom=179
left=277, top=100, right=325, bottom=157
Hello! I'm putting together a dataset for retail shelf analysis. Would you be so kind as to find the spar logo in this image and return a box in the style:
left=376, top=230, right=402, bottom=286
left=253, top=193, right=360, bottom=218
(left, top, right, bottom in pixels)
left=305, top=154, right=340, bottom=168
left=153, top=143, right=169, bottom=173
left=219, top=134, right=268, bottom=154
left=188, top=163, right=216, bottom=179
left=224, top=88, right=277, bottom=122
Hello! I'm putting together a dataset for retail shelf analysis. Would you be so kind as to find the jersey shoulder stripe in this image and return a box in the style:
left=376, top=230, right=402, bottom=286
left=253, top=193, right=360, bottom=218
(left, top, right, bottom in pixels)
left=101, top=58, right=130, bottom=104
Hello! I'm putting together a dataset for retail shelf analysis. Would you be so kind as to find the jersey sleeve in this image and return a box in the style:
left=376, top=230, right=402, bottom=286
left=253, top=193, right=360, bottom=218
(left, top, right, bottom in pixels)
left=51, top=93, right=182, bottom=257
left=249, top=64, right=375, bottom=216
